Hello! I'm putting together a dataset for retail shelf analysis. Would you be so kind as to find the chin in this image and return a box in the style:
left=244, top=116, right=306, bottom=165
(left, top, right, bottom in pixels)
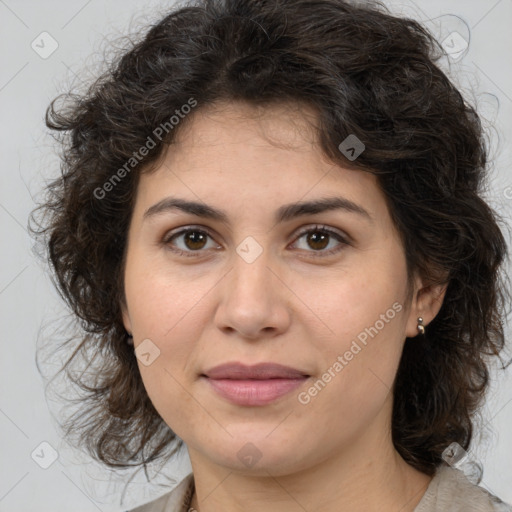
left=200, top=431, right=312, bottom=475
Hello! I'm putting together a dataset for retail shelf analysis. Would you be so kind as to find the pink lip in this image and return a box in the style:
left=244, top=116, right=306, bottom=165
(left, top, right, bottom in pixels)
left=201, top=362, right=310, bottom=406
left=203, top=377, right=308, bottom=406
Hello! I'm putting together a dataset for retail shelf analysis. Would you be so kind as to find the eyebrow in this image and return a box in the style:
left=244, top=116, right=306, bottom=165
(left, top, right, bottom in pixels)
left=143, top=196, right=373, bottom=224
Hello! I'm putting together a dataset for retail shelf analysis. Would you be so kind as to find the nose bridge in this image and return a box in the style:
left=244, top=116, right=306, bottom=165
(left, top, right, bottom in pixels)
left=214, top=234, right=290, bottom=337
left=231, top=236, right=274, bottom=302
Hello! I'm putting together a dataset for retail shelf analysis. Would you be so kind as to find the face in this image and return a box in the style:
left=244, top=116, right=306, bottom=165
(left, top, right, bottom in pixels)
left=121, top=100, right=433, bottom=476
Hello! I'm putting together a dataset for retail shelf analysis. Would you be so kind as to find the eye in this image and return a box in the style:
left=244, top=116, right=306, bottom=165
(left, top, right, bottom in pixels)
left=290, top=224, right=349, bottom=257
left=163, top=226, right=220, bottom=257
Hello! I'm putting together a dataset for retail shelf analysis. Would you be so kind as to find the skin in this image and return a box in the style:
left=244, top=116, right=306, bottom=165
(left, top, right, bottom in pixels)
left=122, top=100, right=447, bottom=512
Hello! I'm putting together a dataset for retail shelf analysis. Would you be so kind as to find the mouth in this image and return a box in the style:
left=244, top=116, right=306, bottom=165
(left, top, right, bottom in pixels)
left=201, top=362, right=310, bottom=406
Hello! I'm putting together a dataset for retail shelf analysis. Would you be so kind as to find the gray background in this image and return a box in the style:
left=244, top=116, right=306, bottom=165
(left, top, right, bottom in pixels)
left=1, top=0, right=511, bottom=510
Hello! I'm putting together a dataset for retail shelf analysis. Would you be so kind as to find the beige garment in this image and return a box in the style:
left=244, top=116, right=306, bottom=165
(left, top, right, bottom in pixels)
left=127, top=463, right=511, bottom=512
left=413, top=464, right=511, bottom=512
left=127, top=473, right=194, bottom=512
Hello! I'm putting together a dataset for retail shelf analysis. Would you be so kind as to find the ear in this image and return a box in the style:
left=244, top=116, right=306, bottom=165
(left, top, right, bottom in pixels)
left=405, top=272, right=448, bottom=338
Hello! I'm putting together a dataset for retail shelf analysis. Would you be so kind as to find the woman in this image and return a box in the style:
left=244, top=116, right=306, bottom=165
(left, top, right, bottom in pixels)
left=31, top=0, right=511, bottom=510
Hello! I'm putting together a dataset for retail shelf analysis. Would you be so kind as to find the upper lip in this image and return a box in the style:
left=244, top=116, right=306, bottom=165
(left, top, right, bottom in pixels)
left=202, top=362, right=310, bottom=380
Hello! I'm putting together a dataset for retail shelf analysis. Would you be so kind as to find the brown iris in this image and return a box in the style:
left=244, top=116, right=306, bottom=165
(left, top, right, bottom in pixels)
left=184, top=231, right=208, bottom=250
left=306, top=231, right=329, bottom=251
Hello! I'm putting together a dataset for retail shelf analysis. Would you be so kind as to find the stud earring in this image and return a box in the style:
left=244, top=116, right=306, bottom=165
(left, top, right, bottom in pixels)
left=417, top=317, right=425, bottom=335
left=127, top=333, right=134, bottom=346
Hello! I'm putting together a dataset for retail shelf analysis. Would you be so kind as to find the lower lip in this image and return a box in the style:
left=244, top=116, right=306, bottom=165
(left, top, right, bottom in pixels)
left=203, top=377, right=308, bottom=406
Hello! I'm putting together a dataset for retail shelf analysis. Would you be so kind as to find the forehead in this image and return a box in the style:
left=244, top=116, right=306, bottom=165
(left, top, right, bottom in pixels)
left=172, top=99, right=322, bottom=151
left=134, top=100, right=386, bottom=224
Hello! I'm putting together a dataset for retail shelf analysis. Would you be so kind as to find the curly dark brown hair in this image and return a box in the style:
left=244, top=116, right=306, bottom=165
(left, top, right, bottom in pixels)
left=30, top=0, right=511, bottom=482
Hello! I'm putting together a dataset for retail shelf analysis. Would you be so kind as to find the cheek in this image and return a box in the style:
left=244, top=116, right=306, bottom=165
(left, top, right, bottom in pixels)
left=298, top=249, right=407, bottom=409
left=298, top=303, right=405, bottom=445
left=124, top=249, right=211, bottom=338
left=306, top=252, right=407, bottom=352
left=125, top=259, right=215, bottom=413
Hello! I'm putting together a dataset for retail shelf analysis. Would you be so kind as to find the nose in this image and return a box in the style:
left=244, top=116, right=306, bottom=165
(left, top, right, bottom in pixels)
left=213, top=247, right=292, bottom=340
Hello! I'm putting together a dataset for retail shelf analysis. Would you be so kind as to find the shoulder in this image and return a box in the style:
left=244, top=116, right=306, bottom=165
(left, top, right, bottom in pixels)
left=125, top=473, right=195, bottom=512
left=414, top=463, right=511, bottom=512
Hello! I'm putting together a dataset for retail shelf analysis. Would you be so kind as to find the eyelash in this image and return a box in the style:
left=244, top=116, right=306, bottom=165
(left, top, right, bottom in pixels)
left=162, top=224, right=350, bottom=259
